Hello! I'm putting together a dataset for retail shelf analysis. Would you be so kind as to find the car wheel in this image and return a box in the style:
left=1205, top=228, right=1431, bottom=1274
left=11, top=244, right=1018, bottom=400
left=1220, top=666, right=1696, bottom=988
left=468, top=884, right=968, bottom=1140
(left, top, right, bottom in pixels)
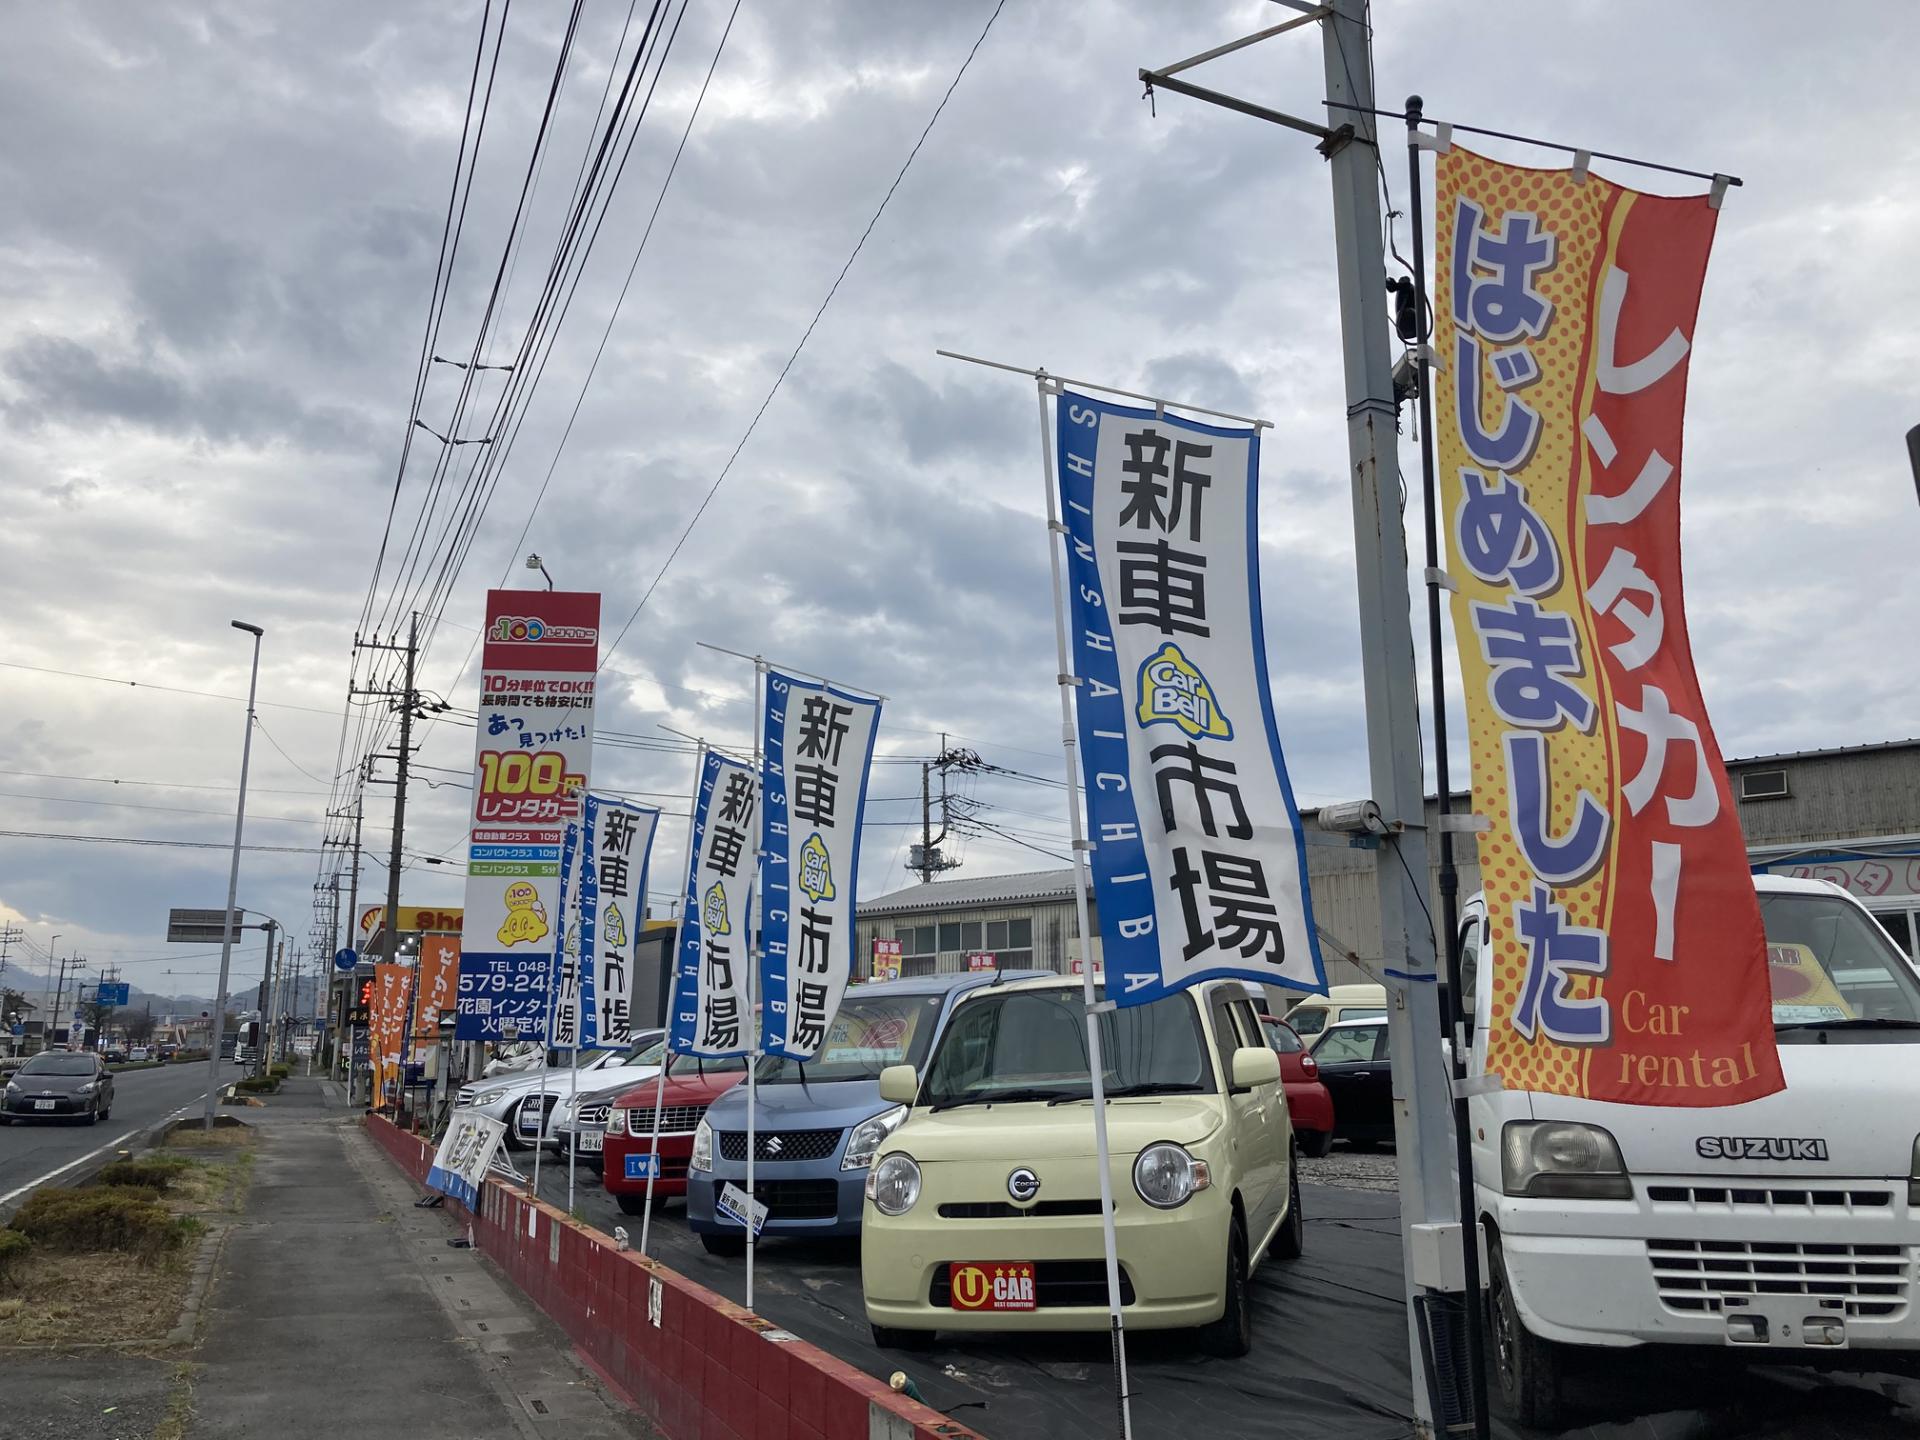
left=1198, top=1216, right=1252, bottom=1358
left=86, top=1102, right=99, bottom=1126
left=1488, top=1231, right=1568, bottom=1429
left=615, top=1193, right=652, bottom=1217
left=1301, top=1129, right=1334, bottom=1159
left=500, top=1103, right=531, bottom=1149
left=700, top=1231, right=746, bottom=1258
left=870, top=1323, right=935, bottom=1352
left=99, top=1104, right=111, bottom=1122
left=1275, top=1146, right=1305, bottom=1261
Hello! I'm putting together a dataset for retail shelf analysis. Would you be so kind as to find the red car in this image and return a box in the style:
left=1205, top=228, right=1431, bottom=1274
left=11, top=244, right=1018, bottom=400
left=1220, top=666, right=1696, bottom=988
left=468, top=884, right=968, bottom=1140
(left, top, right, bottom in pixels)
left=1259, top=1014, right=1335, bottom=1157
left=602, top=1054, right=747, bottom=1215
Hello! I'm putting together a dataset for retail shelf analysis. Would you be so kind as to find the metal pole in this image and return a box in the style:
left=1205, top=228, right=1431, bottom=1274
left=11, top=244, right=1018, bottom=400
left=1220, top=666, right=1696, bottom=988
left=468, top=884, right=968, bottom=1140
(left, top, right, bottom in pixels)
left=206, top=622, right=263, bottom=1128
left=1406, top=93, right=1491, bottom=1439
left=745, top=658, right=766, bottom=1313
left=253, top=923, right=276, bottom=1077
left=567, top=1034, right=580, bottom=1213
left=342, top=761, right=366, bottom=1087
left=1318, top=5, right=1456, bottom=1430
left=1035, top=377, right=1133, bottom=1439
left=1907, top=423, right=1920, bottom=508
left=641, top=740, right=703, bottom=1258
left=532, top=828, right=571, bottom=1206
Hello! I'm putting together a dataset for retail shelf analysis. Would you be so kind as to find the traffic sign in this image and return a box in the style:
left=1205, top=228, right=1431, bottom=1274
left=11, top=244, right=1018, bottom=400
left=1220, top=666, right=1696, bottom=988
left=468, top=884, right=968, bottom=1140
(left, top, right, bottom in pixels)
left=96, top=982, right=130, bottom=1006
left=167, top=908, right=245, bottom=945
left=333, top=947, right=358, bottom=973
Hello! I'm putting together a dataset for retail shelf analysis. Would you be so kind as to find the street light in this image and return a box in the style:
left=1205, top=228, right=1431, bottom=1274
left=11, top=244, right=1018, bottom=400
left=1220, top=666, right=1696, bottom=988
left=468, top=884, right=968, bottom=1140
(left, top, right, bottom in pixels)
left=524, top=552, right=554, bottom=589
left=204, top=621, right=264, bottom=1129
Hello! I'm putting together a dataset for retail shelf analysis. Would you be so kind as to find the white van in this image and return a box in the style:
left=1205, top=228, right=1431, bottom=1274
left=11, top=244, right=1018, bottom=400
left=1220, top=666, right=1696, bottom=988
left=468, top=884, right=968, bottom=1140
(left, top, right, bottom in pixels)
left=1282, top=983, right=1387, bottom=1040
left=1462, top=874, right=1920, bottom=1426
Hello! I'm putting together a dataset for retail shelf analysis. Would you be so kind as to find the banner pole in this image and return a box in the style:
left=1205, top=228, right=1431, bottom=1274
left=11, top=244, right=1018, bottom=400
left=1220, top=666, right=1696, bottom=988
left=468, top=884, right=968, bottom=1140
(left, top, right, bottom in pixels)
left=642, top=740, right=703, bottom=1258
left=1035, top=376, right=1133, bottom=1440
left=567, top=1035, right=580, bottom=1214
left=531, top=823, right=573, bottom=1206
left=1406, top=93, right=1491, bottom=1440
left=747, top=658, right=766, bottom=1313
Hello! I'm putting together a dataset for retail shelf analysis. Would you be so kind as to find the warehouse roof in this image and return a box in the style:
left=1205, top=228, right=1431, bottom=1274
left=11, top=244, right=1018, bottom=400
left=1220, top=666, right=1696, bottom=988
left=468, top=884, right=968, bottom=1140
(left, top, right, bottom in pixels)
left=859, top=867, right=1084, bottom=917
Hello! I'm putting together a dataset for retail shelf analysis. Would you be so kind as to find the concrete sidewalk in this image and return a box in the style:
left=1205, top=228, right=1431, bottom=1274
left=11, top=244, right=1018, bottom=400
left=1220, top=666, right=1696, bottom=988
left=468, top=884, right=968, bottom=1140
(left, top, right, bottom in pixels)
left=183, top=1079, right=654, bottom=1440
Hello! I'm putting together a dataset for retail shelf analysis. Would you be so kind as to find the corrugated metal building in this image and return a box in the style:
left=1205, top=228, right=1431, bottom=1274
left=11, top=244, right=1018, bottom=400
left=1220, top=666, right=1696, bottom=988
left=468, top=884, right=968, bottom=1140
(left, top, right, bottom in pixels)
left=855, top=739, right=1920, bottom=980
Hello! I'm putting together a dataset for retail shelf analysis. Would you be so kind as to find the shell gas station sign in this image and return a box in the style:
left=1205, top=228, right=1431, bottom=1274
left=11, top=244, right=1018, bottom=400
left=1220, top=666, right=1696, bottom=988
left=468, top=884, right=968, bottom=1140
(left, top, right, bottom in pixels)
left=357, top=905, right=464, bottom=946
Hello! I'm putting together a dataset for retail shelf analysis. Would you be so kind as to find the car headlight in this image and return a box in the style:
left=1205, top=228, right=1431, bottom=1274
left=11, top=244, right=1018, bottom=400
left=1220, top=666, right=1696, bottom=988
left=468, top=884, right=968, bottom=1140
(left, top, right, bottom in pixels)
left=1502, top=1120, right=1632, bottom=1199
left=842, top=1104, right=908, bottom=1171
left=4, top=1081, right=19, bottom=1096
left=691, top=1118, right=714, bottom=1173
left=77, top=1082, right=98, bottom=1096
left=607, top=1108, right=627, bottom=1137
left=865, top=1153, right=922, bottom=1216
left=1133, top=1142, right=1211, bottom=1209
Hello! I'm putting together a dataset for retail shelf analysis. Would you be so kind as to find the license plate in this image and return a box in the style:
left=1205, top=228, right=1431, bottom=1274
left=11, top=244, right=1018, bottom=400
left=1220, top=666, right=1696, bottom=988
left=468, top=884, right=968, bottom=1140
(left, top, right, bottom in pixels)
left=580, top=1132, right=603, bottom=1153
left=33, top=1100, right=55, bottom=1111
left=949, top=1261, right=1037, bottom=1311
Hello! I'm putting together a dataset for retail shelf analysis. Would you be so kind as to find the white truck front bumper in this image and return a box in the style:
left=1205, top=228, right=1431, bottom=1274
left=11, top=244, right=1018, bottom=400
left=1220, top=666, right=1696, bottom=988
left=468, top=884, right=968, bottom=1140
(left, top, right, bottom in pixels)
left=1493, top=1176, right=1920, bottom=1355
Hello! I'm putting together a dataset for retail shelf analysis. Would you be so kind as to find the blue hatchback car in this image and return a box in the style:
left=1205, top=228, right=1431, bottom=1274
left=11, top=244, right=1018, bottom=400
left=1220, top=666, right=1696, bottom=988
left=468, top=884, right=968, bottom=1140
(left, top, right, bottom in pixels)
left=686, top=971, right=1043, bottom=1253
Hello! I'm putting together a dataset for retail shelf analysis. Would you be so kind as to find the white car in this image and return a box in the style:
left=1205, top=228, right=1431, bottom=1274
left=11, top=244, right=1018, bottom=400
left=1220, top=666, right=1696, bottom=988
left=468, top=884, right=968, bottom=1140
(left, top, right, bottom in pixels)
left=1463, top=876, right=1920, bottom=1426
left=454, top=1031, right=664, bottom=1147
left=482, top=1041, right=545, bottom=1078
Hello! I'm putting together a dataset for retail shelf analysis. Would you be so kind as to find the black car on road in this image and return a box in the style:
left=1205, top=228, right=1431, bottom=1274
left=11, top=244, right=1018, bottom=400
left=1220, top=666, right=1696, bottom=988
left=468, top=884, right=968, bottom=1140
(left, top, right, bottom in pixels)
left=1, top=1051, right=115, bottom=1124
left=1307, top=1017, right=1393, bottom=1147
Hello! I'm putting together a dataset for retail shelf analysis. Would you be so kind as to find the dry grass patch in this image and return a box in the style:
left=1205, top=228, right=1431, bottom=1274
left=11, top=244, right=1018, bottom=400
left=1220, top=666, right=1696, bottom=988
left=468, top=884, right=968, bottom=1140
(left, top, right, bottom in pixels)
left=162, top=1124, right=251, bottom=1151
left=0, top=1249, right=193, bottom=1346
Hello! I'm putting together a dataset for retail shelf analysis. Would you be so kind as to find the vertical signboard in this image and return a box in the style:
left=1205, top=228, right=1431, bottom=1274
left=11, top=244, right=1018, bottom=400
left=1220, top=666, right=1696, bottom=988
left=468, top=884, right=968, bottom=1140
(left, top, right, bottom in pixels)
left=870, top=938, right=902, bottom=981
left=670, top=752, right=759, bottom=1057
left=578, top=795, right=661, bottom=1049
left=455, top=590, right=599, bottom=1041
left=1435, top=147, right=1779, bottom=1104
left=412, top=935, right=461, bottom=1040
left=370, top=963, right=411, bottom=1100
left=1055, top=392, right=1324, bottom=1004
left=759, top=673, right=881, bottom=1059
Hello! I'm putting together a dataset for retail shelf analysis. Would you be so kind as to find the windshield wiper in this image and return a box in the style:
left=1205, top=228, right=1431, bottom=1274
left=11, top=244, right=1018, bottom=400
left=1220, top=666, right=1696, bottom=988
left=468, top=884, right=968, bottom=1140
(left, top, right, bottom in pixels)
left=1049, top=1080, right=1204, bottom=1104
left=1775, top=1017, right=1920, bottom=1032
left=931, top=1087, right=1064, bottom=1113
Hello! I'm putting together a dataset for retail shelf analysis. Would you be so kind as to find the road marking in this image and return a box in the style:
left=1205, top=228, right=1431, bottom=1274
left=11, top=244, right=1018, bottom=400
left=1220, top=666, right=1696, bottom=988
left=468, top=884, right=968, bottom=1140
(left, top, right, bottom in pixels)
left=0, top=1087, right=217, bottom=1209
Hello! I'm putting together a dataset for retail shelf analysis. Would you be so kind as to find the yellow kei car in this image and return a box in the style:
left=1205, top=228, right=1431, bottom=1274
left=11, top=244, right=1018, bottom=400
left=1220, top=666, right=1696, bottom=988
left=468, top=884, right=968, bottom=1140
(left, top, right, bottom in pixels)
left=860, top=975, right=1301, bottom=1356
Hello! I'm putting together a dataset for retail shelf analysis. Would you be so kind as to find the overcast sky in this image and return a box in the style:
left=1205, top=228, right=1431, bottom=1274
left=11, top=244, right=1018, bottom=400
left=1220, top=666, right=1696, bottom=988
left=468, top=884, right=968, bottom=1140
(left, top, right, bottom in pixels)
left=3, top=0, right=1916, bottom=1007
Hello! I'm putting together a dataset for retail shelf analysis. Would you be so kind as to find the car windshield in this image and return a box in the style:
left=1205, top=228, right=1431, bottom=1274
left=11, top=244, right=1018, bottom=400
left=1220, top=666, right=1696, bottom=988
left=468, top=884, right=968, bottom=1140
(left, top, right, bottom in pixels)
left=1761, top=892, right=1920, bottom=1026
left=1261, top=1018, right=1304, bottom=1054
left=923, top=987, right=1212, bottom=1107
left=1312, top=1025, right=1381, bottom=1063
left=1287, top=1007, right=1328, bottom=1037
left=755, top=993, right=945, bottom=1084
left=22, top=1054, right=95, bottom=1076
left=666, top=1054, right=747, bottom=1079
left=614, top=1037, right=666, bottom=1067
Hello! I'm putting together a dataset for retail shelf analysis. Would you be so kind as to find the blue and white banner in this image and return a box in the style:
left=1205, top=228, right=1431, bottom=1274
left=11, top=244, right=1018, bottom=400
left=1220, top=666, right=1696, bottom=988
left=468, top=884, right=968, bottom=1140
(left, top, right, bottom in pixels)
left=549, top=820, right=584, bottom=1048
left=427, top=1110, right=508, bottom=1209
left=670, top=751, right=759, bottom=1057
left=578, top=794, right=661, bottom=1049
left=759, top=671, right=881, bottom=1059
left=1055, top=391, right=1323, bottom=1004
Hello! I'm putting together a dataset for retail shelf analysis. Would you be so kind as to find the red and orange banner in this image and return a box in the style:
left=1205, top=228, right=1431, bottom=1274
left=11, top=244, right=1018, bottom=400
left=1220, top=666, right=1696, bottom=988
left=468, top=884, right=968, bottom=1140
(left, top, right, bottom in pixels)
left=412, top=936, right=461, bottom=1040
left=1436, top=147, right=1780, bottom=1105
left=370, top=962, right=412, bottom=1101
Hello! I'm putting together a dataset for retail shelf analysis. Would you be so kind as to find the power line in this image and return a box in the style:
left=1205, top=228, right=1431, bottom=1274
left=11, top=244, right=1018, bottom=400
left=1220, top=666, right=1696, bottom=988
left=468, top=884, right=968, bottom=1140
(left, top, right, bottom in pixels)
left=600, top=0, right=1009, bottom=672
left=0, top=768, right=326, bottom=797
left=0, top=788, right=324, bottom=827
left=250, top=716, right=332, bottom=786
left=0, top=660, right=342, bottom=717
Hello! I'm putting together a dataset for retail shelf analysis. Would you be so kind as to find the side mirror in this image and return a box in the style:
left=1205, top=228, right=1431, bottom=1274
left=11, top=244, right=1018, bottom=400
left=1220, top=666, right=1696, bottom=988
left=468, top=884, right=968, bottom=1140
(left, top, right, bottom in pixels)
left=877, top=1064, right=919, bottom=1107
left=1231, top=1046, right=1281, bottom=1091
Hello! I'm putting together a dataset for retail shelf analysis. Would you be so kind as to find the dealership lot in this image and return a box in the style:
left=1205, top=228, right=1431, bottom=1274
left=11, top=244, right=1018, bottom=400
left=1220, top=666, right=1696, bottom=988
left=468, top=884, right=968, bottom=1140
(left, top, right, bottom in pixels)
left=520, top=1156, right=1920, bottom=1439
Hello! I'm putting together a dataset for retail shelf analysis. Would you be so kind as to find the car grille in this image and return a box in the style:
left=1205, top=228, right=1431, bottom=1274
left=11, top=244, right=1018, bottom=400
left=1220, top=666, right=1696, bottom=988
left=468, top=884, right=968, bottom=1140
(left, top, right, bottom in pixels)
left=929, top=1261, right=1135, bottom=1308
left=937, top=1201, right=1105, bottom=1219
left=625, top=1104, right=707, bottom=1135
left=1647, top=1238, right=1913, bottom=1319
left=1646, top=1183, right=1895, bottom=1213
left=576, top=1103, right=612, bottom=1128
left=456, top=1087, right=478, bottom=1107
left=718, top=1129, right=842, bottom=1163
left=744, top=1179, right=841, bottom=1220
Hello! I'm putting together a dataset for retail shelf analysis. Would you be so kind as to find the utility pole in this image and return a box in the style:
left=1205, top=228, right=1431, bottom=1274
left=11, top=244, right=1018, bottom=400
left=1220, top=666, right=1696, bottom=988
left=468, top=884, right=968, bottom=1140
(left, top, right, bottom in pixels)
left=0, top=923, right=21, bottom=989
left=253, top=920, right=277, bottom=1077
left=908, top=740, right=975, bottom=882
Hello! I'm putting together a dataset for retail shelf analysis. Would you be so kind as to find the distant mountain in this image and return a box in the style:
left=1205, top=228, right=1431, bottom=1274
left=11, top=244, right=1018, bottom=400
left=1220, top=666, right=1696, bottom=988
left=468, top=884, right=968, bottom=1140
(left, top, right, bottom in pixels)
left=0, top=961, right=324, bottom=1022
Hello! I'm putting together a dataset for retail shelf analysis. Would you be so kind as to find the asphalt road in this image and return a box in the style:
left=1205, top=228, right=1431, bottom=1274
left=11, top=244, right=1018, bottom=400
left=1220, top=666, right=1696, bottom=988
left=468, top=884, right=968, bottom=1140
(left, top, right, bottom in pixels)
left=516, top=1149, right=1920, bottom=1440
left=0, top=1059, right=225, bottom=1215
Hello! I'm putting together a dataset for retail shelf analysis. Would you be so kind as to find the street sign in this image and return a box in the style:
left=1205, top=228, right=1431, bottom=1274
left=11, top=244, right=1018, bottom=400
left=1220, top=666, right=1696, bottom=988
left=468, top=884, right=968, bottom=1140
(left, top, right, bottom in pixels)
left=168, top=908, right=245, bottom=945
left=333, top=947, right=358, bottom=973
left=96, top=982, right=130, bottom=1006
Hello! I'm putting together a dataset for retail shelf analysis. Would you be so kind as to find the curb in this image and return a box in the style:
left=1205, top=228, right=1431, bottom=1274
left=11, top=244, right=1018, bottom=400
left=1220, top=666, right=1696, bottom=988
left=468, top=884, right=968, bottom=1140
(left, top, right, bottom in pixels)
left=164, top=1216, right=231, bottom=1348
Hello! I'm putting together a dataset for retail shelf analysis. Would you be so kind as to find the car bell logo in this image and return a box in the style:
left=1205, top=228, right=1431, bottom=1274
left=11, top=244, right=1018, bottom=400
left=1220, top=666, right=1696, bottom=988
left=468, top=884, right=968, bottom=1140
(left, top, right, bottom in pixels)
left=601, top=900, right=628, bottom=948
left=797, top=832, right=836, bottom=905
left=702, top=879, right=731, bottom=938
left=1135, top=642, right=1232, bottom=741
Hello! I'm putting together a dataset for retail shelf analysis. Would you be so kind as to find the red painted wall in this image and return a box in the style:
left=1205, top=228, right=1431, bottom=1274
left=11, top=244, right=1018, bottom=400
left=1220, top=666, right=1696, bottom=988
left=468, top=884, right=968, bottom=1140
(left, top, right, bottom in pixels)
left=365, top=1116, right=982, bottom=1440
